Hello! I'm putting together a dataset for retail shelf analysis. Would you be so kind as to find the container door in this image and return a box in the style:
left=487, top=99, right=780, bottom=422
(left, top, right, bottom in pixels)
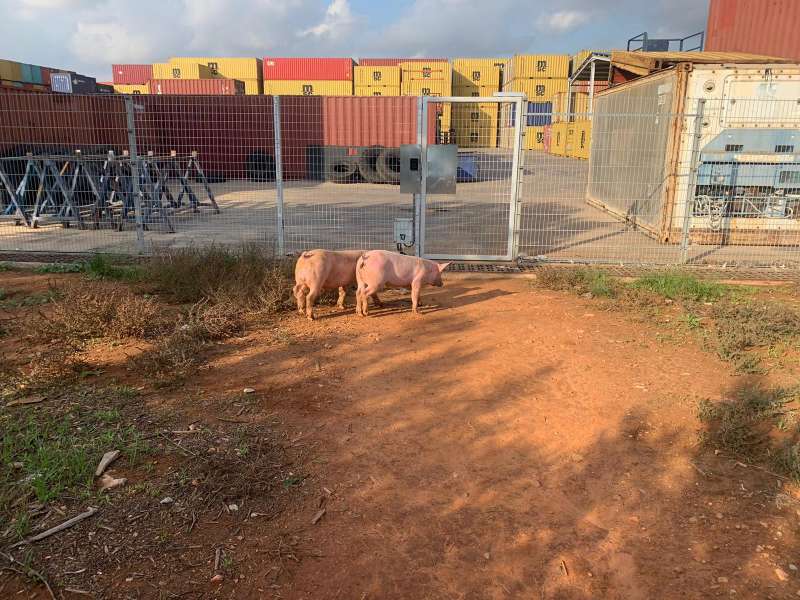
left=419, top=96, right=524, bottom=261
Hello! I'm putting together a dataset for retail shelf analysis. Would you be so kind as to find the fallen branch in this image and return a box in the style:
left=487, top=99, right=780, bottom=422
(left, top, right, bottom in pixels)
left=216, top=416, right=251, bottom=424
left=10, top=507, right=98, bottom=548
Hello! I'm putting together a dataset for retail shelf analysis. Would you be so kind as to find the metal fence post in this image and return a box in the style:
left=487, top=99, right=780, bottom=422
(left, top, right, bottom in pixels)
left=418, top=97, right=429, bottom=258
left=272, top=95, right=286, bottom=256
left=680, top=98, right=706, bottom=264
left=414, top=96, right=424, bottom=256
left=123, top=95, right=145, bottom=253
left=508, top=96, right=525, bottom=261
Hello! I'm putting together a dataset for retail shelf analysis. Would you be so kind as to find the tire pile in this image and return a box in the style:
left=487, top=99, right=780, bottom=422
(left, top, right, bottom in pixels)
left=325, top=146, right=401, bottom=184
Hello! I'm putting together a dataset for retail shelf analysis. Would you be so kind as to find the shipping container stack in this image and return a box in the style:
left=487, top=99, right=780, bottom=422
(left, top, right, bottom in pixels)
left=504, top=54, right=570, bottom=151
left=451, top=59, right=504, bottom=148
left=168, top=57, right=262, bottom=95
left=399, top=60, right=452, bottom=132
left=111, top=64, right=152, bottom=94
left=263, top=58, right=354, bottom=95
left=1, top=59, right=63, bottom=93
left=354, top=65, right=401, bottom=96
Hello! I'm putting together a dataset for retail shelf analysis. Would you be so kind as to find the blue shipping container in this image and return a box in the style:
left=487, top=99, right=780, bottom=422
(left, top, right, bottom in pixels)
left=527, top=101, right=552, bottom=126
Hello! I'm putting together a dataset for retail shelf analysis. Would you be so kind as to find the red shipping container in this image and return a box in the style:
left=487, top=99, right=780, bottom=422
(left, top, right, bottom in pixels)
left=40, top=67, right=51, bottom=86
left=112, top=64, right=153, bottom=85
left=150, top=79, right=244, bottom=95
left=358, top=58, right=448, bottom=66
left=263, top=58, right=354, bottom=80
left=706, top=0, right=800, bottom=60
left=320, top=96, right=434, bottom=146
left=542, top=125, right=551, bottom=153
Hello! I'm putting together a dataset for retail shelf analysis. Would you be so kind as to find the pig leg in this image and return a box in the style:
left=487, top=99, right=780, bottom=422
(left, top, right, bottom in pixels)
left=305, top=283, right=321, bottom=320
left=337, top=286, right=347, bottom=309
left=293, top=283, right=307, bottom=316
left=410, top=278, right=423, bottom=314
left=359, top=284, right=378, bottom=317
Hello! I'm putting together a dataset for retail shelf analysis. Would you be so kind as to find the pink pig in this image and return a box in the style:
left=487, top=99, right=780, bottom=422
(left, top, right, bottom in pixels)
left=355, top=250, right=450, bottom=316
left=293, top=249, right=382, bottom=320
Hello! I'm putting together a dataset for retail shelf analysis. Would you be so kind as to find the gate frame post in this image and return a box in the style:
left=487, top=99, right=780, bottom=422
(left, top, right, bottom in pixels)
left=506, top=94, right=525, bottom=261
left=272, top=95, right=286, bottom=257
left=123, top=95, right=145, bottom=254
left=414, top=96, right=425, bottom=257
left=680, top=98, right=706, bottom=264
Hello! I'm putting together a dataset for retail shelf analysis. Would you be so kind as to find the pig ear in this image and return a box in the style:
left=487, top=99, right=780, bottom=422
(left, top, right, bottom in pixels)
left=437, top=262, right=451, bottom=272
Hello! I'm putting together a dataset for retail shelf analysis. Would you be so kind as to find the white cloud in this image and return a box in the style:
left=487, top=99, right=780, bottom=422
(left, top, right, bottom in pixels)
left=300, top=0, right=356, bottom=39
left=537, top=10, right=591, bottom=33
left=0, top=0, right=710, bottom=79
left=68, top=21, right=156, bottom=65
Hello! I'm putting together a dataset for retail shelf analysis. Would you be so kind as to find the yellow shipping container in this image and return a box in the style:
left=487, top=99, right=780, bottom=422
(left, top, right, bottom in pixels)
left=0, top=59, right=22, bottom=82
left=452, top=58, right=503, bottom=88
left=238, top=79, right=262, bottom=95
left=510, top=54, right=570, bottom=79
left=551, top=91, right=568, bottom=122
left=114, top=83, right=150, bottom=95
left=571, top=50, right=592, bottom=74
left=504, top=78, right=568, bottom=101
left=399, top=61, right=450, bottom=82
left=355, top=84, right=400, bottom=96
left=170, top=57, right=261, bottom=80
left=452, top=102, right=499, bottom=148
left=354, top=65, right=400, bottom=87
left=264, top=80, right=352, bottom=95
left=571, top=92, right=590, bottom=119
left=524, top=126, right=546, bottom=151
left=153, top=62, right=216, bottom=79
left=568, top=120, right=591, bottom=159
left=550, top=122, right=570, bottom=156
left=452, top=83, right=499, bottom=97
left=401, top=78, right=451, bottom=97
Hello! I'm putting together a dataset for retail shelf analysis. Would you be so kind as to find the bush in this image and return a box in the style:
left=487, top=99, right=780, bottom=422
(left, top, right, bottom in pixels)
left=32, top=281, right=166, bottom=346
left=144, top=244, right=292, bottom=313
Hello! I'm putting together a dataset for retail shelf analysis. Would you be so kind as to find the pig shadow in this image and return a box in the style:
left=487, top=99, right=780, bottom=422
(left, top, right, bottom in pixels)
left=314, top=285, right=515, bottom=320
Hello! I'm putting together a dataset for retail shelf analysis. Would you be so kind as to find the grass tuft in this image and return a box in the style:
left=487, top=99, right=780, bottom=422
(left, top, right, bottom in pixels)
left=698, top=385, right=800, bottom=479
left=630, top=271, right=729, bottom=303
left=535, top=267, right=618, bottom=298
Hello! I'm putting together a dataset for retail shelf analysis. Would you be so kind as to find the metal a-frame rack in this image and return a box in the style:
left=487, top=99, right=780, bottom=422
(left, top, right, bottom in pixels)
left=0, top=149, right=219, bottom=233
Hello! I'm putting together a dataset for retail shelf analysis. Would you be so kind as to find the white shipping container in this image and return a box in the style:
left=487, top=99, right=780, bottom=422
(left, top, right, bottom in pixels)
left=587, top=63, right=800, bottom=246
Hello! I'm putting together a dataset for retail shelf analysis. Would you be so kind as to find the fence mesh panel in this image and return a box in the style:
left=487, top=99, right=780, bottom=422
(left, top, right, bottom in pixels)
left=0, top=90, right=798, bottom=271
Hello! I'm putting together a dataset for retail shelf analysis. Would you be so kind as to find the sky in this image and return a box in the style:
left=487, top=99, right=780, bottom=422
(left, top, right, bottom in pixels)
left=0, top=0, right=709, bottom=81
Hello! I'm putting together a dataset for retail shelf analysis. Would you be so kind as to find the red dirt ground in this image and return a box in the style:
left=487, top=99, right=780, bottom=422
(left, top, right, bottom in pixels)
left=3, top=272, right=800, bottom=599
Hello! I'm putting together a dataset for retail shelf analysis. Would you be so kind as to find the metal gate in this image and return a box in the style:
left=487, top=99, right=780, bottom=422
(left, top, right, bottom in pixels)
left=417, top=95, right=524, bottom=261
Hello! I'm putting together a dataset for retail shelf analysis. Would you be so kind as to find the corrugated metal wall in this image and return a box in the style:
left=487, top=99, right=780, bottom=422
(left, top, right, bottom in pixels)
left=706, top=0, right=800, bottom=60
left=586, top=71, right=677, bottom=233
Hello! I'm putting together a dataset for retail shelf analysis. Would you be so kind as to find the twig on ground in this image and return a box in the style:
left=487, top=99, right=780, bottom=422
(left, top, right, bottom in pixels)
left=10, top=507, right=98, bottom=548
left=1, top=552, right=56, bottom=600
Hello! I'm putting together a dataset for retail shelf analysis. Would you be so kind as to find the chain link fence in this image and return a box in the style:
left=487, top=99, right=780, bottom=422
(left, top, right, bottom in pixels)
left=0, top=91, right=798, bottom=271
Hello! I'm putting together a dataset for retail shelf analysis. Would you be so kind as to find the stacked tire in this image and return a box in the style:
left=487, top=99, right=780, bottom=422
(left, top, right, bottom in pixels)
left=323, top=145, right=400, bottom=184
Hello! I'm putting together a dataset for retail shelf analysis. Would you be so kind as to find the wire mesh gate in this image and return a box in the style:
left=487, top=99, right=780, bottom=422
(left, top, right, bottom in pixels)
left=418, top=95, right=524, bottom=261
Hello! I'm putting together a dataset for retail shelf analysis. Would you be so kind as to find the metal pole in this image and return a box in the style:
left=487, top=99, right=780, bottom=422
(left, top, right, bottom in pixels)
left=413, top=96, right=423, bottom=256
left=123, top=95, right=145, bottom=253
left=272, top=95, right=286, bottom=256
left=507, top=96, right=525, bottom=260
left=680, top=99, right=706, bottom=264
left=418, top=96, right=429, bottom=258
left=588, top=60, right=596, bottom=115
